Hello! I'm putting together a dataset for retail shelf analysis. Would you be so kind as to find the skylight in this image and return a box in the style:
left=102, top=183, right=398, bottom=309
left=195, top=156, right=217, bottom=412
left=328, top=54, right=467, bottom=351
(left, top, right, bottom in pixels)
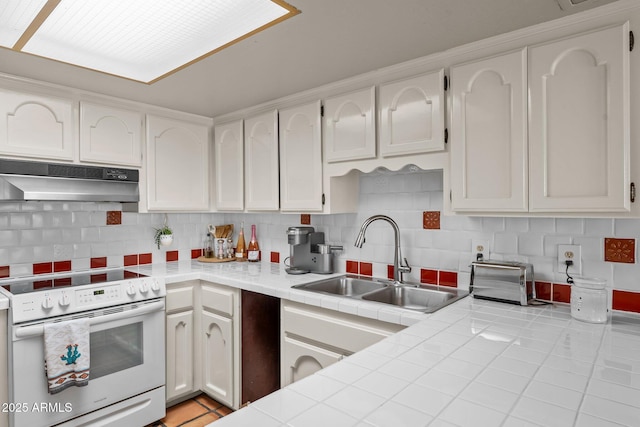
left=0, top=0, right=299, bottom=83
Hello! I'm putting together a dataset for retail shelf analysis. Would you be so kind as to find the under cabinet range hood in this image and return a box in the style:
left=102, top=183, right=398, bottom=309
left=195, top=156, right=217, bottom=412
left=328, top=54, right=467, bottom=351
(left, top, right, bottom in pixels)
left=0, top=159, right=139, bottom=202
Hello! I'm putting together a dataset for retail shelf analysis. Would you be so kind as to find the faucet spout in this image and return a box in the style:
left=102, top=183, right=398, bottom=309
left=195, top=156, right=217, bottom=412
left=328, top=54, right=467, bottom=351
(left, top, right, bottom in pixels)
left=354, top=215, right=411, bottom=283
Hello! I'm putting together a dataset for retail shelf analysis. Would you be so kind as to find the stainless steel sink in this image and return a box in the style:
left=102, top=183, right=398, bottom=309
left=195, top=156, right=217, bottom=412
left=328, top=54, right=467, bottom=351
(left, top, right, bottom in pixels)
left=362, top=285, right=462, bottom=313
left=292, top=275, right=468, bottom=313
left=292, top=275, right=389, bottom=296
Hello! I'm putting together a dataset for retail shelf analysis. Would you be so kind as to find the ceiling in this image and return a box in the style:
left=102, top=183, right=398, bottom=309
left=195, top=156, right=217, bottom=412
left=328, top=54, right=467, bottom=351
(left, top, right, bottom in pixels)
left=0, top=0, right=618, bottom=119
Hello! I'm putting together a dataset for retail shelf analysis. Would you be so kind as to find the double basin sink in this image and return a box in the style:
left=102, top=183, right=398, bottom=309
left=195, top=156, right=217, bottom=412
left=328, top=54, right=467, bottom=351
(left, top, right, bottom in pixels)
left=292, top=275, right=468, bottom=313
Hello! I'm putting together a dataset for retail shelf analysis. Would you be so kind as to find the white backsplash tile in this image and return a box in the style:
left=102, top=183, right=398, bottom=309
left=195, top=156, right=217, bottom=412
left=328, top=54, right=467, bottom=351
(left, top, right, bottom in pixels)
left=0, top=168, right=639, bottom=295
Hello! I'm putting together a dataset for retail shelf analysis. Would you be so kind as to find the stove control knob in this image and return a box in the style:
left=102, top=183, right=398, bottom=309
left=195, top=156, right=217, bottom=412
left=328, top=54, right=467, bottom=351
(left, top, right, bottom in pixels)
left=139, top=281, right=149, bottom=294
left=126, top=282, right=137, bottom=297
left=59, top=293, right=70, bottom=307
left=42, top=296, right=54, bottom=310
left=150, top=279, right=161, bottom=293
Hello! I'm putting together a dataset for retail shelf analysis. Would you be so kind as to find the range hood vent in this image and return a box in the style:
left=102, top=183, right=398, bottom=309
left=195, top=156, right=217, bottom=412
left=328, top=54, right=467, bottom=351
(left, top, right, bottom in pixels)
left=0, top=159, right=139, bottom=202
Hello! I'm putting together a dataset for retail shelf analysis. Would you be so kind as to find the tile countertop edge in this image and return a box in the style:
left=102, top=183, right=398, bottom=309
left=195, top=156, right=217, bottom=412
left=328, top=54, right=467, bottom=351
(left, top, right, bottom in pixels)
left=137, top=261, right=640, bottom=427
left=132, top=260, right=425, bottom=326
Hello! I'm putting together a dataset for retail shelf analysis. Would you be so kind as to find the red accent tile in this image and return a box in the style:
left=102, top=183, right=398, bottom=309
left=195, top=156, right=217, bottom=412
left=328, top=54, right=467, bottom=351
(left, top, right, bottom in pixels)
left=553, top=283, right=571, bottom=303
left=439, top=271, right=458, bottom=287
left=535, top=281, right=552, bottom=301
left=124, top=270, right=140, bottom=279
left=270, top=252, right=280, bottom=264
left=33, top=262, right=53, bottom=275
left=54, top=277, right=72, bottom=287
left=420, top=269, right=438, bottom=285
left=604, top=238, right=635, bottom=263
left=192, top=249, right=203, bottom=259
left=34, top=279, right=53, bottom=289
left=346, top=260, right=359, bottom=274
left=359, top=262, right=373, bottom=276
left=124, top=254, right=138, bottom=266
left=91, top=257, right=107, bottom=269
left=0, top=266, right=9, bottom=278
left=300, top=214, right=311, bottom=225
left=423, top=211, right=441, bottom=230
left=139, top=253, right=152, bottom=265
left=612, top=290, right=640, bottom=313
left=387, top=265, right=394, bottom=280
left=166, top=251, right=179, bottom=262
left=106, top=211, right=122, bottom=225
left=54, top=260, right=72, bottom=273
left=91, top=273, right=107, bottom=283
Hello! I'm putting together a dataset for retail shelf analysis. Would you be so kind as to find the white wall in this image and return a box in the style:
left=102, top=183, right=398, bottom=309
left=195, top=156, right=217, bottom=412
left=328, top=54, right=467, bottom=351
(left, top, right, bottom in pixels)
left=0, top=169, right=638, bottom=296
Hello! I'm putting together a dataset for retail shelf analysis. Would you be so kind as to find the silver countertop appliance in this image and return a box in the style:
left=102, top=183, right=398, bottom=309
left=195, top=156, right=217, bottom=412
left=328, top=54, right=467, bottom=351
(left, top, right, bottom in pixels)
left=286, top=226, right=342, bottom=274
left=470, top=260, right=535, bottom=305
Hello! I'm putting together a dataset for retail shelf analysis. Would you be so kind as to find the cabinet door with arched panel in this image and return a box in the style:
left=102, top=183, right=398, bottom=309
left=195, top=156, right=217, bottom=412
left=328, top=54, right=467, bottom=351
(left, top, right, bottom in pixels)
left=450, top=49, right=528, bottom=212
left=0, top=88, right=74, bottom=161
left=324, top=87, right=376, bottom=163
left=379, top=69, right=445, bottom=157
left=281, top=336, right=343, bottom=387
left=529, top=23, right=630, bottom=212
left=79, top=102, right=142, bottom=167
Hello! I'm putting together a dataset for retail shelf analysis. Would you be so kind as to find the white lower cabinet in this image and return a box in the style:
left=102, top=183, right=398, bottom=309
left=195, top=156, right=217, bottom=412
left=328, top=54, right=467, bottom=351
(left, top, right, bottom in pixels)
left=165, top=282, right=196, bottom=402
left=280, top=300, right=405, bottom=387
left=165, top=281, right=240, bottom=409
left=200, top=283, right=240, bottom=408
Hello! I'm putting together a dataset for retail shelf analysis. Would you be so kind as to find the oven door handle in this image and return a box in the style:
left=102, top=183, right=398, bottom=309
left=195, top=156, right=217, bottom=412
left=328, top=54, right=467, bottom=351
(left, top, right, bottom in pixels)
left=14, top=300, right=165, bottom=339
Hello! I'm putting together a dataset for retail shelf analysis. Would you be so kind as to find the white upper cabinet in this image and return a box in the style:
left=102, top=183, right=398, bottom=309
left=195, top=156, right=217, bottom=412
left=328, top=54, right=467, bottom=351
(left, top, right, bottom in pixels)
left=379, top=69, right=445, bottom=157
left=245, top=110, right=279, bottom=211
left=279, top=101, right=323, bottom=212
left=529, top=23, right=630, bottom=212
left=0, top=88, right=74, bottom=161
left=450, top=49, right=528, bottom=212
left=146, top=114, right=210, bottom=211
left=79, top=101, right=142, bottom=167
left=214, top=120, right=244, bottom=211
left=324, top=87, right=376, bottom=162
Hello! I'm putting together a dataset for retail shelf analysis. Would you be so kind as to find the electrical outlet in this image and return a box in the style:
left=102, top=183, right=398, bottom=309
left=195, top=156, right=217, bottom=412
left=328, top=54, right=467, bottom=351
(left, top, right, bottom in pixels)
left=557, top=244, right=582, bottom=274
left=472, top=239, right=490, bottom=261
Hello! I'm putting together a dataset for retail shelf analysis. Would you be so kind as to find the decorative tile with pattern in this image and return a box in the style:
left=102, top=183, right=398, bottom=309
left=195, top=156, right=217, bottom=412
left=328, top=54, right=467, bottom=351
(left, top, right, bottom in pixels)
left=106, top=210, right=122, bottom=225
left=604, top=238, right=636, bottom=263
left=423, top=211, right=440, bottom=229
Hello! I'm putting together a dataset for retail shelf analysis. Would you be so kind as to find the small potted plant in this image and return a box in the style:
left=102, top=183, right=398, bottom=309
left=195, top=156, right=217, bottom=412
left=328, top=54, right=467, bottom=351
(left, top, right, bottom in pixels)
left=154, top=225, right=173, bottom=249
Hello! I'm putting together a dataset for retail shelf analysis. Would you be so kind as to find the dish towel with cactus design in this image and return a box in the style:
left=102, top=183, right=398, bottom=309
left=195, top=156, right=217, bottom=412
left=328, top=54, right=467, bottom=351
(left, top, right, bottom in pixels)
left=44, top=318, right=90, bottom=394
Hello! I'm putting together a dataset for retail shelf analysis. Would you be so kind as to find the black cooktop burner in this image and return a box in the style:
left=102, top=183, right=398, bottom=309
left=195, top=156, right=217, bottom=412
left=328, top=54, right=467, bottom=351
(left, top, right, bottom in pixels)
left=0, top=269, right=145, bottom=295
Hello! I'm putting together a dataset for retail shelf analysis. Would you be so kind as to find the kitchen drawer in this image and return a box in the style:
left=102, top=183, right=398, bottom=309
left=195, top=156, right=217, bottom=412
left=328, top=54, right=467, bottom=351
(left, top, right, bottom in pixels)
left=201, top=283, right=237, bottom=317
left=282, top=301, right=403, bottom=354
left=166, top=283, right=195, bottom=312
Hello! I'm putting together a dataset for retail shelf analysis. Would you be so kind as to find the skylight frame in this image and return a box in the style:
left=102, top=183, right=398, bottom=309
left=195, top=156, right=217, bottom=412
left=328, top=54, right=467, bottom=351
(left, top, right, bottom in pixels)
left=0, top=0, right=300, bottom=84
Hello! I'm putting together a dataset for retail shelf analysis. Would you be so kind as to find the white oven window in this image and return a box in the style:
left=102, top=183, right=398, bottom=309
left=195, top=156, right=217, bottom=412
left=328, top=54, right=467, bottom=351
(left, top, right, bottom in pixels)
left=90, top=321, right=144, bottom=379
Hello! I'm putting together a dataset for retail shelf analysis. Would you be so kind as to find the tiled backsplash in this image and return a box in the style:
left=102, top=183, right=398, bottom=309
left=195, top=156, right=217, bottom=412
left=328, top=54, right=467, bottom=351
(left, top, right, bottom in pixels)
left=1, top=168, right=639, bottom=312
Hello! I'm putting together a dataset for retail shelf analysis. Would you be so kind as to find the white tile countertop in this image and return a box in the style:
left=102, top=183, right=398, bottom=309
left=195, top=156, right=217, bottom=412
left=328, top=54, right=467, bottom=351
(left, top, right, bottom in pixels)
left=135, top=260, right=640, bottom=427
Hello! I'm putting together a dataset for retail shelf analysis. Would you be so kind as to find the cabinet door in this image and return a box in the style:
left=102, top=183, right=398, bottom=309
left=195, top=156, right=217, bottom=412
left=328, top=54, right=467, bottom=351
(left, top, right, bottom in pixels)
left=147, top=115, right=210, bottom=211
left=245, top=110, right=279, bottom=211
left=166, top=310, right=195, bottom=402
left=214, top=120, right=244, bottom=211
left=0, top=88, right=74, bottom=161
left=279, top=101, right=323, bottom=211
left=529, top=24, right=630, bottom=212
left=201, top=310, right=234, bottom=408
left=324, top=87, right=376, bottom=162
left=281, top=336, right=343, bottom=387
left=450, top=49, right=528, bottom=212
left=379, top=69, right=445, bottom=157
left=79, top=102, right=142, bottom=167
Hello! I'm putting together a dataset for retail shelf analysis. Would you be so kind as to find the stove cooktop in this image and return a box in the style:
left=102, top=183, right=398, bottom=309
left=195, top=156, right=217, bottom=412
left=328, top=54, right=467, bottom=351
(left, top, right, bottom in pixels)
left=0, top=269, right=146, bottom=295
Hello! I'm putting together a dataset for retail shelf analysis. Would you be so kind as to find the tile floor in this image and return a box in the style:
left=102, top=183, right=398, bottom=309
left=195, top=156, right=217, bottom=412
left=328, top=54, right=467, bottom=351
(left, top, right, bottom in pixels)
left=147, top=394, right=234, bottom=427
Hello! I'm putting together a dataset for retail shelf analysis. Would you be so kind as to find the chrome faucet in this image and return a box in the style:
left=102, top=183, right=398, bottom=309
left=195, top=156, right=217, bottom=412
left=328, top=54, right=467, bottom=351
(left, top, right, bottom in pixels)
left=354, top=214, right=411, bottom=283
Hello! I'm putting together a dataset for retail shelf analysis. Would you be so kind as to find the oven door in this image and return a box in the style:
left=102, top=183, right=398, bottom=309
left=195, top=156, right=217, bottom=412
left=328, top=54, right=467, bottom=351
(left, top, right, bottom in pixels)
left=9, top=299, right=165, bottom=427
